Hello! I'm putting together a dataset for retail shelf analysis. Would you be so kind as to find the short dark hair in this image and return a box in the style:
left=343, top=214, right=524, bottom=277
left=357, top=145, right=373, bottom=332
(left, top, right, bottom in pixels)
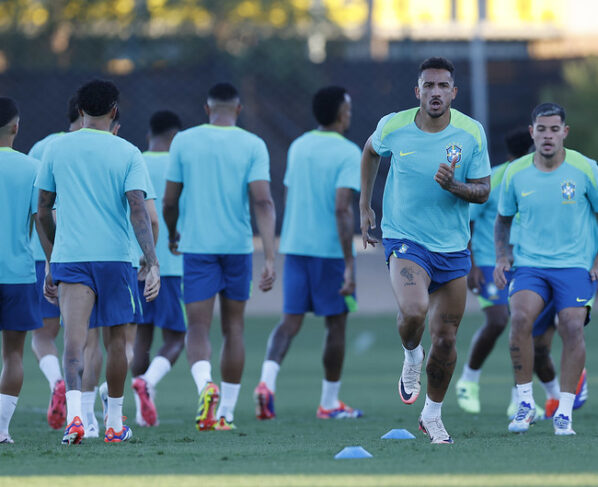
left=67, top=95, right=80, bottom=124
left=149, top=110, right=182, bottom=136
left=0, top=97, right=19, bottom=127
left=312, top=86, right=347, bottom=126
left=208, top=82, right=239, bottom=102
left=77, top=79, right=119, bottom=117
left=419, top=57, right=455, bottom=79
left=531, top=102, right=565, bottom=124
left=504, top=128, right=532, bottom=159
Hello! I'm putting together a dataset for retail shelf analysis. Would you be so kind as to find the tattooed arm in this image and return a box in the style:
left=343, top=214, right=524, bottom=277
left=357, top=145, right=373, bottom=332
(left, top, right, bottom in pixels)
left=36, top=189, right=57, bottom=262
left=336, top=187, right=355, bottom=296
left=493, top=214, right=514, bottom=290
left=434, top=166, right=490, bottom=203
left=127, top=189, right=160, bottom=301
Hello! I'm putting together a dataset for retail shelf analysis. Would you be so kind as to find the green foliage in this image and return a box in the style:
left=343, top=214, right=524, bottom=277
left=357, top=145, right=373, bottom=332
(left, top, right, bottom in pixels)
left=542, top=57, right=598, bottom=158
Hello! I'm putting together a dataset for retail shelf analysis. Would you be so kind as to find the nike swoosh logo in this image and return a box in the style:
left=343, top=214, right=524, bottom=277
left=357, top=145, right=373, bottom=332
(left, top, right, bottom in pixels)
left=576, top=298, right=588, bottom=303
left=399, top=379, right=412, bottom=400
left=399, top=151, right=415, bottom=157
left=521, top=191, right=535, bottom=197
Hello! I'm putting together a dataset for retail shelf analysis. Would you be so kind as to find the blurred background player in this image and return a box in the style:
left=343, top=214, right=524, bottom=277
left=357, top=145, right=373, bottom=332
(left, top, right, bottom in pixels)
left=0, top=97, right=43, bottom=444
left=163, top=82, right=276, bottom=431
left=495, top=102, right=598, bottom=435
left=28, top=95, right=82, bottom=431
left=360, top=57, right=491, bottom=444
left=254, top=86, right=362, bottom=420
left=36, top=79, right=160, bottom=444
left=131, top=110, right=185, bottom=427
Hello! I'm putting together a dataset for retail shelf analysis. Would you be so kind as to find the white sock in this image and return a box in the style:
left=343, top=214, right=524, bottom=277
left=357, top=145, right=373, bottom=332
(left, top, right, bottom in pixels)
left=39, top=354, right=62, bottom=390
left=320, top=379, right=341, bottom=410
left=65, top=390, right=82, bottom=424
left=555, top=392, right=575, bottom=419
left=191, top=361, right=212, bottom=395
left=421, top=394, right=443, bottom=419
left=216, top=382, right=241, bottom=422
left=516, top=382, right=535, bottom=408
left=81, top=389, right=97, bottom=428
left=461, top=364, right=481, bottom=383
left=143, top=355, right=171, bottom=388
left=106, top=396, right=124, bottom=432
left=403, top=344, right=424, bottom=364
left=260, top=360, right=280, bottom=393
left=0, top=394, right=18, bottom=435
left=540, top=377, right=560, bottom=400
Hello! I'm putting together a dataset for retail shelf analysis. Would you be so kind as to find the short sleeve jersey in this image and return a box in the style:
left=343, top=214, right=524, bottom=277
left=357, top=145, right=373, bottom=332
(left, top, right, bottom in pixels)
left=138, top=152, right=182, bottom=276
left=166, top=124, right=270, bottom=254
left=498, top=150, right=598, bottom=269
left=469, top=162, right=509, bottom=266
left=35, top=128, right=149, bottom=263
left=279, top=130, right=361, bottom=258
left=0, top=148, right=38, bottom=283
left=371, top=108, right=491, bottom=252
left=28, top=132, right=64, bottom=261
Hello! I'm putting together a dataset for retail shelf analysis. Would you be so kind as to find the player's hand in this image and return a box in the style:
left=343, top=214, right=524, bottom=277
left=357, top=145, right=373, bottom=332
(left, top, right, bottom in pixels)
left=44, top=270, right=59, bottom=305
left=168, top=232, right=181, bottom=255
left=339, top=265, right=355, bottom=296
left=590, top=261, right=598, bottom=281
left=434, top=160, right=457, bottom=190
left=467, top=265, right=485, bottom=294
left=137, top=256, right=148, bottom=281
left=259, top=258, right=276, bottom=292
left=493, top=258, right=511, bottom=290
left=143, top=264, right=161, bottom=302
left=360, top=205, right=379, bottom=249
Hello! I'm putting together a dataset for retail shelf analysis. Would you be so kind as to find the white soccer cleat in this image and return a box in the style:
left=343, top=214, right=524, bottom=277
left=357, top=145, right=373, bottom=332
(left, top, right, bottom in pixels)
left=418, top=415, right=454, bottom=444
left=399, top=352, right=424, bottom=405
left=508, top=401, right=536, bottom=433
left=0, top=433, right=14, bottom=444
left=553, top=413, right=576, bottom=436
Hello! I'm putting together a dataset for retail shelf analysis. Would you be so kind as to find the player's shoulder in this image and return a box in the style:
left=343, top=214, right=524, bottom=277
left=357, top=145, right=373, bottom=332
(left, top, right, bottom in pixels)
left=376, top=108, right=419, bottom=141
left=29, top=132, right=63, bottom=157
left=504, top=153, right=534, bottom=188
left=449, top=109, right=486, bottom=148
left=564, top=148, right=598, bottom=174
left=2, top=149, right=38, bottom=175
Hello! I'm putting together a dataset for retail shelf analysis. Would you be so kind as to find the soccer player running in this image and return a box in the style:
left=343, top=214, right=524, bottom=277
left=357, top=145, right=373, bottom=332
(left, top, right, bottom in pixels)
left=36, top=79, right=160, bottom=444
left=163, top=82, right=276, bottom=431
left=131, top=110, right=186, bottom=427
left=0, top=97, right=43, bottom=444
left=360, top=57, right=491, bottom=444
left=254, top=86, right=363, bottom=420
left=28, top=95, right=82, bottom=431
left=494, top=102, right=598, bottom=436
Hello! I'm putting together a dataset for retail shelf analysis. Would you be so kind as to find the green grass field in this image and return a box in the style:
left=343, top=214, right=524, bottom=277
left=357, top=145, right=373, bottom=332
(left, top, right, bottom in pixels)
left=2, top=312, right=598, bottom=486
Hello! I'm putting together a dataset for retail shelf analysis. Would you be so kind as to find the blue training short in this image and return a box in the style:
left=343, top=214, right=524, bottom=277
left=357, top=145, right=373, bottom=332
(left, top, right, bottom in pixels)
left=283, top=254, right=357, bottom=316
left=383, top=238, right=471, bottom=294
left=183, top=253, right=252, bottom=303
left=0, top=283, right=43, bottom=331
left=138, top=276, right=186, bottom=332
left=476, top=266, right=512, bottom=309
left=51, top=262, right=134, bottom=328
left=35, top=261, right=61, bottom=320
left=509, top=267, right=596, bottom=316
left=129, top=266, right=144, bottom=324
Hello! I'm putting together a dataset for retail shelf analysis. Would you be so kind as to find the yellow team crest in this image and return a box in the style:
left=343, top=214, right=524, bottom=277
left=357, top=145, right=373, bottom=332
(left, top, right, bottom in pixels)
left=446, top=143, right=462, bottom=167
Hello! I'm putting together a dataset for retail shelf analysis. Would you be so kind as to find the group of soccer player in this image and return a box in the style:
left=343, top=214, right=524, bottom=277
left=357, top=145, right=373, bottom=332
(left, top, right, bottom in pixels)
left=0, top=55, right=593, bottom=446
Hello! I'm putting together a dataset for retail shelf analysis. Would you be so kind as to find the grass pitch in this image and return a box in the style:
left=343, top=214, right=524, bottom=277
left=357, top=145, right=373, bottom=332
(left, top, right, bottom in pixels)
left=1, top=312, right=598, bottom=486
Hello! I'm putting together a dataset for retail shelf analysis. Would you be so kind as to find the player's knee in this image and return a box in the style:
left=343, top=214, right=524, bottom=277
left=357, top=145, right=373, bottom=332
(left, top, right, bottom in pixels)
left=510, top=310, right=534, bottom=335
left=432, top=333, right=456, bottom=354
left=399, top=302, right=427, bottom=328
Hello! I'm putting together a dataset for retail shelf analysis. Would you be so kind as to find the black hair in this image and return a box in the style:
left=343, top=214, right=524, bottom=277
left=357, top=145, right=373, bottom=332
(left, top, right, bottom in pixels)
left=531, top=102, right=566, bottom=124
left=207, top=82, right=239, bottom=102
left=504, top=128, right=532, bottom=159
left=0, top=97, right=19, bottom=127
left=67, top=95, right=80, bottom=124
left=77, top=79, right=119, bottom=117
left=312, top=86, right=347, bottom=126
left=419, top=57, right=455, bottom=79
left=149, top=110, right=182, bottom=136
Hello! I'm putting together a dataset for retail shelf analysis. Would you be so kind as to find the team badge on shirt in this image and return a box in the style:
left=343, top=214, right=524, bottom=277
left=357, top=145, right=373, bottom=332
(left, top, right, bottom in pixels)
left=446, top=143, right=462, bottom=167
left=561, top=180, right=576, bottom=202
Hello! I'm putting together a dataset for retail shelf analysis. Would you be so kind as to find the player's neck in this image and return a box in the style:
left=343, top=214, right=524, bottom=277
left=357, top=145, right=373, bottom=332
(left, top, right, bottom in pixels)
left=318, top=123, right=344, bottom=135
left=533, top=149, right=566, bottom=172
left=0, top=135, right=14, bottom=148
left=82, top=119, right=113, bottom=132
left=414, top=108, right=450, bottom=133
left=148, top=139, right=170, bottom=152
left=208, top=114, right=237, bottom=127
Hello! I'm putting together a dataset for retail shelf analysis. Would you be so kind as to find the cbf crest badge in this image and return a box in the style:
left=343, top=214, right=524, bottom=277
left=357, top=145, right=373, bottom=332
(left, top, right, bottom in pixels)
left=561, top=180, right=576, bottom=202
left=446, top=143, right=462, bottom=167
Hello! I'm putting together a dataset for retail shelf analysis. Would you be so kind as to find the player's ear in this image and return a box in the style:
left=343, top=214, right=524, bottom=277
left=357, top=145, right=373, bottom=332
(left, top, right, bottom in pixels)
left=236, top=103, right=243, bottom=117
left=204, top=104, right=210, bottom=118
left=452, top=85, right=458, bottom=100
left=415, top=85, right=421, bottom=100
left=528, top=124, right=534, bottom=138
left=11, top=118, right=19, bottom=136
left=563, top=124, right=569, bottom=139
